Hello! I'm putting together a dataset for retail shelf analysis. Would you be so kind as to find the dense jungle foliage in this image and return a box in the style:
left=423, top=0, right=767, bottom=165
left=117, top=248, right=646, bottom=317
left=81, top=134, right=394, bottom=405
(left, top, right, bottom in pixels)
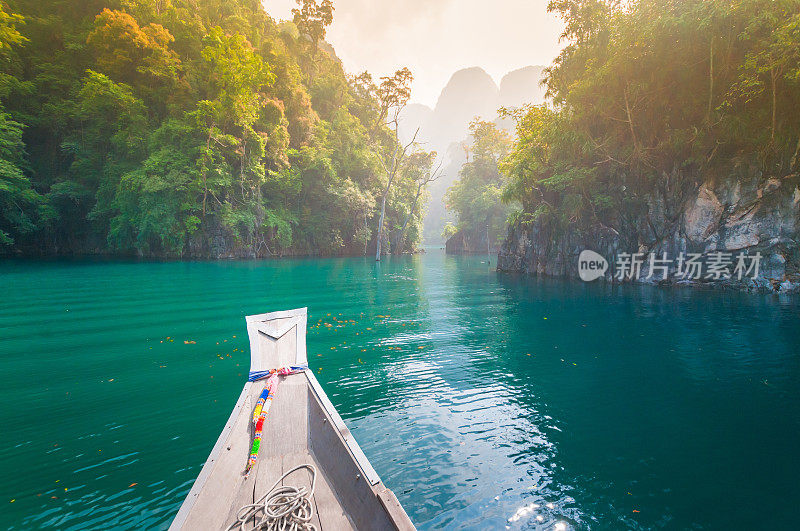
left=444, top=120, right=515, bottom=249
left=0, top=0, right=428, bottom=256
left=502, top=0, right=800, bottom=237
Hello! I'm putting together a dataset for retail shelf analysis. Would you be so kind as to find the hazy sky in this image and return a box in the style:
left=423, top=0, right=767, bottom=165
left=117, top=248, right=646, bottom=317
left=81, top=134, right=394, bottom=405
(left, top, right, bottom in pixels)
left=264, top=1, right=564, bottom=107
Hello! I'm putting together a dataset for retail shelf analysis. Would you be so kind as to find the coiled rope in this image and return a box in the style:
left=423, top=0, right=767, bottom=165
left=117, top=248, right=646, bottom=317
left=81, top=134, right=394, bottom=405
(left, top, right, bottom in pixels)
left=226, top=464, right=317, bottom=531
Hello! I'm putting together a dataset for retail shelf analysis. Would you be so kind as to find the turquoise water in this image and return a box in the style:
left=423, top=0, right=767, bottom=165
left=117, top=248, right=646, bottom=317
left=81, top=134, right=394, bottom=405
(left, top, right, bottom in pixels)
left=1, top=251, right=799, bottom=530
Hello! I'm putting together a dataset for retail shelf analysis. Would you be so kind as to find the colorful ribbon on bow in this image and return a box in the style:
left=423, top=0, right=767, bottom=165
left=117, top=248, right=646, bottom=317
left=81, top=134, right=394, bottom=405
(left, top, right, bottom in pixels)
left=245, top=366, right=307, bottom=475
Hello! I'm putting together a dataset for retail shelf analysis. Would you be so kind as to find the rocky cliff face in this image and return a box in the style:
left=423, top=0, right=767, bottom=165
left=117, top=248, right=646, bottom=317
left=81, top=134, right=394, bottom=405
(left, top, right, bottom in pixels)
left=397, top=66, right=547, bottom=245
left=498, top=169, right=800, bottom=293
left=445, top=229, right=495, bottom=254
left=499, top=66, right=546, bottom=109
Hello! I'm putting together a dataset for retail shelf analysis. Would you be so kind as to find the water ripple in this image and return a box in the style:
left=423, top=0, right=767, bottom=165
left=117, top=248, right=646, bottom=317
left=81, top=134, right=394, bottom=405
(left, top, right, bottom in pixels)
left=2, top=253, right=799, bottom=529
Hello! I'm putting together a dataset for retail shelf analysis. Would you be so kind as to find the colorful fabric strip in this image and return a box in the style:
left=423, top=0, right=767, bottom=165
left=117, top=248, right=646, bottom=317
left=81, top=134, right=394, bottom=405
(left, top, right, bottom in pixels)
left=252, top=386, right=271, bottom=423
left=245, top=366, right=306, bottom=475
left=248, top=366, right=308, bottom=382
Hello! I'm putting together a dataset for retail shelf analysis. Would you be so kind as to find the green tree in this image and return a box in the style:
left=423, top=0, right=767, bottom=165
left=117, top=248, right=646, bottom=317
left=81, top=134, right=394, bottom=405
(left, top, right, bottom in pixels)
left=0, top=3, right=50, bottom=246
left=196, top=26, right=274, bottom=244
left=65, top=70, right=148, bottom=226
left=502, top=0, right=800, bottom=252
left=87, top=9, right=180, bottom=85
left=728, top=2, right=800, bottom=146
left=0, top=4, right=26, bottom=51
left=447, top=120, right=514, bottom=248
left=0, top=0, right=430, bottom=257
left=361, top=67, right=417, bottom=260
left=394, top=150, right=440, bottom=254
left=292, top=0, right=334, bottom=57
left=109, top=119, right=201, bottom=254
left=0, top=110, right=50, bottom=246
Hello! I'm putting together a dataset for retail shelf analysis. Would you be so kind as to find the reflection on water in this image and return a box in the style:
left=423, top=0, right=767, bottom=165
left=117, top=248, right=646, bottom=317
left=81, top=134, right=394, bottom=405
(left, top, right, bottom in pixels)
left=1, top=251, right=799, bottom=529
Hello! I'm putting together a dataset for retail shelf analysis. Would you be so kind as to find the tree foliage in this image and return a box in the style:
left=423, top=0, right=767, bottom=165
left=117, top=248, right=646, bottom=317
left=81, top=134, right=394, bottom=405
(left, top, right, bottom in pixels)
left=446, top=120, right=515, bottom=246
left=0, top=4, right=48, bottom=247
left=292, top=0, right=333, bottom=57
left=503, top=0, right=800, bottom=236
left=354, top=67, right=422, bottom=259
left=0, top=0, right=426, bottom=256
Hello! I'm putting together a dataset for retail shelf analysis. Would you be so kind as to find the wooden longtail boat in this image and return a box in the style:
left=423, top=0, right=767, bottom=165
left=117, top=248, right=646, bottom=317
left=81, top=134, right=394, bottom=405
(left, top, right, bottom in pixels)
left=170, top=308, right=414, bottom=530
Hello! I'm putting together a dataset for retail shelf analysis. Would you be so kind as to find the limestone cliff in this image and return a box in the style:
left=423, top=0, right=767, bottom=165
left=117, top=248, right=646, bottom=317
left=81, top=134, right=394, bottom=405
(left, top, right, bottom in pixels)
left=445, top=229, right=496, bottom=254
left=498, top=168, right=800, bottom=292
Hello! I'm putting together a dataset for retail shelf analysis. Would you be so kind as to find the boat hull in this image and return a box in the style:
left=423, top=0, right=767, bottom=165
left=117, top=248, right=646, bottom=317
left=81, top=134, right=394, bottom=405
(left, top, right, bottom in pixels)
left=170, top=308, right=414, bottom=530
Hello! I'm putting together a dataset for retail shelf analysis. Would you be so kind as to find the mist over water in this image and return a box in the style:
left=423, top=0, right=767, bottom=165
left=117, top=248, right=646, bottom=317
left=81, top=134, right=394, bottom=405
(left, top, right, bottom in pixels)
left=1, top=251, right=798, bottom=529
